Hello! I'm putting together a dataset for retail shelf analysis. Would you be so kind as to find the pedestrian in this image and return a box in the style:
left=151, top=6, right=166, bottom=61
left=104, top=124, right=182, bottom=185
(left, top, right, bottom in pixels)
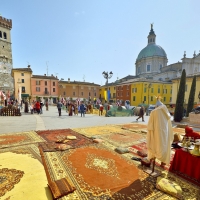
left=40, top=100, right=44, bottom=114
left=99, top=104, right=103, bottom=116
left=80, top=101, right=85, bottom=117
left=45, top=100, right=48, bottom=111
left=136, top=106, right=145, bottom=122
left=57, top=100, right=62, bottom=116
left=35, top=101, right=41, bottom=114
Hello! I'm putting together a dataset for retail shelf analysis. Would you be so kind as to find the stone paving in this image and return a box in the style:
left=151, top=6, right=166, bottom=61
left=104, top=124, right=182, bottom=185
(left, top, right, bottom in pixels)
left=0, top=106, right=199, bottom=134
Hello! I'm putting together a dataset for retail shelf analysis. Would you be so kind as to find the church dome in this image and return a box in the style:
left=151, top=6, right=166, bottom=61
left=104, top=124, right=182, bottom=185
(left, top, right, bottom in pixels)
left=137, top=43, right=167, bottom=61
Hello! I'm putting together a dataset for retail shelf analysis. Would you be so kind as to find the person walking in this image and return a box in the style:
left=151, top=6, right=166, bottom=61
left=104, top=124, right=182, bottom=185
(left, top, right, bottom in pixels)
left=45, top=100, right=48, bottom=111
left=80, top=101, right=85, bottom=117
left=136, top=106, right=145, bottom=122
left=99, top=104, right=103, bottom=116
left=35, top=101, right=40, bottom=114
left=57, top=100, right=62, bottom=116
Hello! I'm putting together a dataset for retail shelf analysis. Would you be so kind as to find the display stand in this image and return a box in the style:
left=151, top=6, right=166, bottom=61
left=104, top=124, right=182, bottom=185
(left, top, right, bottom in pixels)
left=144, top=158, right=161, bottom=177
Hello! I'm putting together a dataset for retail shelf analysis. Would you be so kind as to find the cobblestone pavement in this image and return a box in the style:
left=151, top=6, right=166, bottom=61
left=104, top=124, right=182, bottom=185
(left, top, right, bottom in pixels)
left=0, top=106, right=199, bottom=134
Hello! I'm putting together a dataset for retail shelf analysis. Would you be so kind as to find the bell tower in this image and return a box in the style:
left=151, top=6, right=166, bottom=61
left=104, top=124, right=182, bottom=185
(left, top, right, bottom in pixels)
left=147, top=23, right=156, bottom=45
left=0, top=15, right=14, bottom=96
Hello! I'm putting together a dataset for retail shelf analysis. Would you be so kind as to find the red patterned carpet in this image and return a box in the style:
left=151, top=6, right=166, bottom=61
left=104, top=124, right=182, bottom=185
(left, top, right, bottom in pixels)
left=36, top=129, right=93, bottom=149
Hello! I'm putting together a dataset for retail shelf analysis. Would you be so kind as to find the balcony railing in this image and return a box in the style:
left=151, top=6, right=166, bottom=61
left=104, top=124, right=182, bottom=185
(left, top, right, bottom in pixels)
left=44, top=91, right=49, bottom=95
left=22, top=90, right=26, bottom=93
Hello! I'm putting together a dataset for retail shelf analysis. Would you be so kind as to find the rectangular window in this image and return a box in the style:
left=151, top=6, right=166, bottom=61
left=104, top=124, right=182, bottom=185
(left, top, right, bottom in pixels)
left=22, top=86, right=25, bottom=93
left=53, top=88, right=55, bottom=92
left=113, top=93, right=116, bottom=98
left=21, top=73, right=24, bottom=76
left=151, top=96, right=153, bottom=101
left=158, top=88, right=160, bottom=93
left=36, top=87, right=40, bottom=92
left=21, top=79, right=24, bottom=83
left=144, top=96, right=146, bottom=101
left=147, top=64, right=151, bottom=72
left=81, top=92, right=83, bottom=96
left=165, top=89, right=167, bottom=94
left=144, top=88, right=147, bottom=93
left=45, top=88, right=48, bottom=94
left=45, top=81, right=47, bottom=86
left=164, top=97, right=166, bottom=102
left=94, top=92, right=96, bottom=97
left=63, top=92, right=66, bottom=95
left=170, top=89, right=172, bottom=94
left=36, top=80, right=40, bottom=85
left=133, top=96, right=136, bottom=101
left=170, top=97, right=172, bottom=102
left=53, top=82, right=55, bottom=86
left=151, top=88, right=154, bottom=93
left=73, top=92, right=75, bottom=96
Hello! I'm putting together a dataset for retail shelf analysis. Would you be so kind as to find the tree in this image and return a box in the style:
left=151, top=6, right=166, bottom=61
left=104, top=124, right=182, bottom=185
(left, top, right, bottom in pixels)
left=174, top=69, right=186, bottom=122
left=186, top=75, right=196, bottom=117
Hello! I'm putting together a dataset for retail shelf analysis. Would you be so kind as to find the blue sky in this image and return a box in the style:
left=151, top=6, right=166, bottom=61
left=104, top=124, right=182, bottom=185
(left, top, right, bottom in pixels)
left=1, top=0, right=200, bottom=85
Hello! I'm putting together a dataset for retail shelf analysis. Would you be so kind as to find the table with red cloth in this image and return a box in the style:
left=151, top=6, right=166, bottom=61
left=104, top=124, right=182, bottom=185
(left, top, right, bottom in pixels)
left=170, top=149, right=200, bottom=184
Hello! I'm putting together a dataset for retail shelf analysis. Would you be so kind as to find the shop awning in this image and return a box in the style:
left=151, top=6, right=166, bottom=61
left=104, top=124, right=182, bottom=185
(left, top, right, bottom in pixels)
left=21, top=94, right=29, bottom=97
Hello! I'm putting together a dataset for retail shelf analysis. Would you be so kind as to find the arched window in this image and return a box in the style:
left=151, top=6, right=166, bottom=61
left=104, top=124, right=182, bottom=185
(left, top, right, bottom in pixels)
left=147, top=64, right=151, bottom=72
left=0, top=31, right=2, bottom=38
left=153, top=39, right=155, bottom=42
left=3, top=32, right=7, bottom=39
left=159, top=64, right=162, bottom=70
left=150, top=38, right=152, bottom=42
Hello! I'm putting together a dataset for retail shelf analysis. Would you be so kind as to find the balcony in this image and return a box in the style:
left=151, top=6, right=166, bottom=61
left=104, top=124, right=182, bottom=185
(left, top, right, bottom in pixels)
left=44, top=91, right=49, bottom=95
left=21, top=90, right=26, bottom=93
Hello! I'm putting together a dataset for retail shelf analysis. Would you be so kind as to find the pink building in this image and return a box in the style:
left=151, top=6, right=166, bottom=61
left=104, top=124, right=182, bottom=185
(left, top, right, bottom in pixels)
left=31, top=74, right=59, bottom=103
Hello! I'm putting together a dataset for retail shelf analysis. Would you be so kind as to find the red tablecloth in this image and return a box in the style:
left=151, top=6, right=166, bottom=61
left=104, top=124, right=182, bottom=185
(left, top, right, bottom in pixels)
left=169, top=149, right=200, bottom=183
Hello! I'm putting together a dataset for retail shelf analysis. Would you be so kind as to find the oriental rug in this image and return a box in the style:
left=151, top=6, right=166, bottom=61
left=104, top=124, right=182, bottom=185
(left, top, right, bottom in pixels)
left=73, top=125, right=124, bottom=138
left=36, top=129, right=93, bottom=149
left=39, top=144, right=155, bottom=200
left=100, top=131, right=146, bottom=148
left=0, top=143, right=52, bottom=200
left=129, top=142, right=176, bottom=171
left=0, top=131, right=45, bottom=149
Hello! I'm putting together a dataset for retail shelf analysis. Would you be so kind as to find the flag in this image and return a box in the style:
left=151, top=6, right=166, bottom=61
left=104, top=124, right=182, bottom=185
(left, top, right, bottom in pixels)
left=104, top=91, right=107, bottom=101
left=107, top=90, right=111, bottom=101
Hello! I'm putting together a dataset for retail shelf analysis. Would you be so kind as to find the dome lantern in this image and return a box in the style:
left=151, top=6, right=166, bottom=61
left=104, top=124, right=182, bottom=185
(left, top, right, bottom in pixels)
left=147, top=23, right=156, bottom=45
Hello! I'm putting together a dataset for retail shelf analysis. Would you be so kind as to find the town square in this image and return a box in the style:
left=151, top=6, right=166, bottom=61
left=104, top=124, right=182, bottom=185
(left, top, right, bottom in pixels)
left=1, top=1, right=200, bottom=200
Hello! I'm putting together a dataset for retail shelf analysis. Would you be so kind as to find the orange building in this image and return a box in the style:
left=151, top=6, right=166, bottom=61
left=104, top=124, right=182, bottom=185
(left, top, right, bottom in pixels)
left=58, top=79, right=100, bottom=101
left=31, top=74, right=59, bottom=103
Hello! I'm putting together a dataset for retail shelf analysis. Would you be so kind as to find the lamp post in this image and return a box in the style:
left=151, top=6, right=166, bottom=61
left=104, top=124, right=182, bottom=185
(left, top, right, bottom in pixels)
left=198, top=91, right=200, bottom=103
left=146, top=83, right=152, bottom=116
left=102, top=71, right=113, bottom=85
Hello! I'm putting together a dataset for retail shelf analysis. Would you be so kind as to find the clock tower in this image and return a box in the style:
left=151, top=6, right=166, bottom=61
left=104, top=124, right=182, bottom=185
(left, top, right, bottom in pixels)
left=0, top=15, right=14, bottom=97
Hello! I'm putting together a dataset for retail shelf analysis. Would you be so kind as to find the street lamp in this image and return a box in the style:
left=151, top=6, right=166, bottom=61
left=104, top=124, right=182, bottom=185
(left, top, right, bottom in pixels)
left=146, top=83, right=152, bottom=116
left=198, top=91, right=200, bottom=103
left=102, top=71, right=113, bottom=85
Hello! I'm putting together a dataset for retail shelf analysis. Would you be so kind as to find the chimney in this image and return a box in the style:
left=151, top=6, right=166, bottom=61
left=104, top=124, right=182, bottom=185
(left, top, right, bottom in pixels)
left=44, top=74, right=46, bottom=76
left=51, top=74, right=53, bottom=76
left=68, top=78, right=70, bottom=83
left=28, top=65, right=30, bottom=68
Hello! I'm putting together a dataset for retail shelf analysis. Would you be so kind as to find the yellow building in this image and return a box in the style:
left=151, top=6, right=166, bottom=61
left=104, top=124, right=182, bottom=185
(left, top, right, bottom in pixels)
left=99, top=83, right=116, bottom=103
left=130, top=78, right=172, bottom=106
left=172, top=74, right=200, bottom=105
left=11, top=65, right=32, bottom=101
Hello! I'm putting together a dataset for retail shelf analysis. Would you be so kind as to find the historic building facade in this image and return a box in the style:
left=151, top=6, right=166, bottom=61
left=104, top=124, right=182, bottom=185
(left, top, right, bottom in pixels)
left=135, top=24, right=168, bottom=79
left=0, top=16, right=14, bottom=96
left=11, top=65, right=32, bottom=101
left=58, top=79, right=100, bottom=101
left=31, top=74, right=59, bottom=103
